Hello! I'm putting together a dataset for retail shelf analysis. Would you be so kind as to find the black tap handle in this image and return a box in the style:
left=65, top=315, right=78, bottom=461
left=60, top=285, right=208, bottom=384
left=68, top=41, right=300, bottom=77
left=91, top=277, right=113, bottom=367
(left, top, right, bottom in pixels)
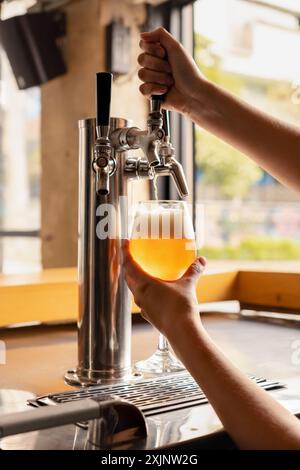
left=151, top=94, right=165, bottom=102
left=150, top=94, right=166, bottom=113
left=96, top=72, right=113, bottom=127
left=162, top=109, right=170, bottom=137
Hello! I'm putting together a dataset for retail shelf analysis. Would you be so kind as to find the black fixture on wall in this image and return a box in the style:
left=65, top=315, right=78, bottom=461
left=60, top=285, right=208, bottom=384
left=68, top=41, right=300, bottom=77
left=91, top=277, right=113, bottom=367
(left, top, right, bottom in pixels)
left=143, top=0, right=196, bottom=31
left=106, top=20, right=131, bottom=76
left=0, top=10, right=66, bottom=90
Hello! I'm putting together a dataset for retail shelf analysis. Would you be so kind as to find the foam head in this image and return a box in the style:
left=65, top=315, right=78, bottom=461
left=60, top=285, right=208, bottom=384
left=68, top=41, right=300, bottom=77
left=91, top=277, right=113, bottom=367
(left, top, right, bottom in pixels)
left=131, top=201, right=194, bottom=240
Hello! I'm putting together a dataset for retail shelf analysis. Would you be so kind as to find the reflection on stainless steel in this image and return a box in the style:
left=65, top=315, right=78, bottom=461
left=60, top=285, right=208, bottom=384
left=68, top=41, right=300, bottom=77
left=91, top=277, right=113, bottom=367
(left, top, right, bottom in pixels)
left=86, top=400, right=147, bottom=449
left=0, top=390, right=39, bottom=450
left=155, top=158, right=189, bottom=198
left=65, top=73, right=190, bottom=386
left=146, top=415, right=181, bottom=450
left=2, top=380, right=300, bottom=450
left=65, top=116, right=133, bottom=386
left=0, top=389, right=36, bottom=415
left=0, top=396, right=147, bottom=450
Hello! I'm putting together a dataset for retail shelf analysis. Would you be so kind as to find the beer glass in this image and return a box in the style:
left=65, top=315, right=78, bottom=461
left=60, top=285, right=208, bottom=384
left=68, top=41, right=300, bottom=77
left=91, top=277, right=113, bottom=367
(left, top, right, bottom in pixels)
left=129, top=200, right=197, bottom=374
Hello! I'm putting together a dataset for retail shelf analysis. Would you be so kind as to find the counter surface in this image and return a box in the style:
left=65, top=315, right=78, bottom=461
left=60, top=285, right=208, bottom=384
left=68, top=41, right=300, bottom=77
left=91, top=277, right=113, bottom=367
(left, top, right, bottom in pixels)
left=1, top=313, right=300, bottom=449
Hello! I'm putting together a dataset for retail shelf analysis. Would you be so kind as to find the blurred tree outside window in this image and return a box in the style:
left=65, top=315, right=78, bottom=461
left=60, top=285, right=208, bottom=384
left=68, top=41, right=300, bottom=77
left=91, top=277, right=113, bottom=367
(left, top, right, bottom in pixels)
left=194, top=0, right=300, bottom=266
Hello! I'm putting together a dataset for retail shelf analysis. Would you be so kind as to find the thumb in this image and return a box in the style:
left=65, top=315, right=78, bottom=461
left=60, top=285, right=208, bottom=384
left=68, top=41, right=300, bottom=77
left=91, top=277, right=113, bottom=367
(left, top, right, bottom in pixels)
left=140, top=27, right=178, bottom=54
left=181, top=256, right=207, bottom=282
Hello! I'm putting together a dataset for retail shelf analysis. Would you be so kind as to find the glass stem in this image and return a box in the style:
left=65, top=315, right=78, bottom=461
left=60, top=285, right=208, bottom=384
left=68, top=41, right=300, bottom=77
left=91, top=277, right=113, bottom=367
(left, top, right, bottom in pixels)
left=158, top=333, right=169, bottom=353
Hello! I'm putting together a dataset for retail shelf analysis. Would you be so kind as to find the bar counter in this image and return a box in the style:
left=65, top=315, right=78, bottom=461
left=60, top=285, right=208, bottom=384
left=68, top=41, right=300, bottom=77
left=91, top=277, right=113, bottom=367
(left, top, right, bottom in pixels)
left=1, top=313, right=300, bottom=449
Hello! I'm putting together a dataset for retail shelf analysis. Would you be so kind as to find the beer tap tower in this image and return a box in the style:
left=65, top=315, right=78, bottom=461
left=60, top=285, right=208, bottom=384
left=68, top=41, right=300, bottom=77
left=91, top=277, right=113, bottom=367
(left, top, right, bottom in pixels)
left=65, top=72, right=189, bottom=386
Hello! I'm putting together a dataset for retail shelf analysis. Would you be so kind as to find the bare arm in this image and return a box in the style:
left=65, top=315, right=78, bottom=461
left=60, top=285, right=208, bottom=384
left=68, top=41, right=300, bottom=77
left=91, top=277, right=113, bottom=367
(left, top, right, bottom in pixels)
left=186, top=80, right=300, bottom=193
left=168, top=319, right=300, bottom=450
left=123, top=240, right=300, bottom=449
left=138, top=28, right=300, bottom=193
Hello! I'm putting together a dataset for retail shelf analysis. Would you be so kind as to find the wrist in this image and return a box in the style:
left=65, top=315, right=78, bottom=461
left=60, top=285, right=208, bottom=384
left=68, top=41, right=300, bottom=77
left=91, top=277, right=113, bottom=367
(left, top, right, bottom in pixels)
left=164, top=311, right=205, bottom=344
left=184, top=78, right=222, bottom=127
left=165, top=315, right=209, bottom=366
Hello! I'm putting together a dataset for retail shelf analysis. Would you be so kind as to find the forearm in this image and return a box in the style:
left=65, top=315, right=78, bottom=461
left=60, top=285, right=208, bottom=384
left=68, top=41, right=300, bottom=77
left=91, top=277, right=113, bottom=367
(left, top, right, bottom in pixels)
left=167, top=318, right=300, bottom=449
left=185, top=80, right=300, bottom=193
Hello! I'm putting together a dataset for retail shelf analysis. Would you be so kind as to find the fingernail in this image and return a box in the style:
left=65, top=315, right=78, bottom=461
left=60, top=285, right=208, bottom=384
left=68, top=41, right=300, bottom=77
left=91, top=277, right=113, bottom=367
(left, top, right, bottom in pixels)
left=158, top=85, right=168, bottom=92
left=199, top=256, right=207, bottom=266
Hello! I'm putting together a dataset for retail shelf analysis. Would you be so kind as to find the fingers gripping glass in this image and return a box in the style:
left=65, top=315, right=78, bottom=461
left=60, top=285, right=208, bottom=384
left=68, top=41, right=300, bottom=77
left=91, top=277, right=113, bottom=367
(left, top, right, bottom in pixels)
left=129, top=200, right=197, bottom=374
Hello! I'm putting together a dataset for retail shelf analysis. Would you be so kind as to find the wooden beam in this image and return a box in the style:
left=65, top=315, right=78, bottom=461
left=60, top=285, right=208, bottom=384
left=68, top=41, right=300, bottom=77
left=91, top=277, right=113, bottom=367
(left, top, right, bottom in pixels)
left=41, top=0, right=147, bottom=268
left=237, top=271, right=300, bottom=312
left=0, top=269, right=78, bottom=326
left=1, top=268, right=300, bottom=327
left=0, top=268, right=239, bottom=327
left=197, top=270, right=238, bottom=303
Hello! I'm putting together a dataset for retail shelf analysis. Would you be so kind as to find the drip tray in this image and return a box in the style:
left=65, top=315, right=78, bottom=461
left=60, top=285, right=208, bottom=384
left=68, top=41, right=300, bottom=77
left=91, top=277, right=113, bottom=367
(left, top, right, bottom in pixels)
left=29, top=371, right=284, bottom=417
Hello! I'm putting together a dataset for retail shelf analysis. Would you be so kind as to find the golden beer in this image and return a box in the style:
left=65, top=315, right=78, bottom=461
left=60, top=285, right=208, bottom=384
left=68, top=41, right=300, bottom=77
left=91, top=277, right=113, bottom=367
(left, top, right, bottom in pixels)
left=130, top=238, right=196, bottom=280
left=129, top=201, right=196, bottom=281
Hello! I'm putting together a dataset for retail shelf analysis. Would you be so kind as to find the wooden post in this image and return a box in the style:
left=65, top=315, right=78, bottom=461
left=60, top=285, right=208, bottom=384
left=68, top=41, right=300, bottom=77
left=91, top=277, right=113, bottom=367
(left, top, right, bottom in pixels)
left=41, top=0, right=147, bottom=268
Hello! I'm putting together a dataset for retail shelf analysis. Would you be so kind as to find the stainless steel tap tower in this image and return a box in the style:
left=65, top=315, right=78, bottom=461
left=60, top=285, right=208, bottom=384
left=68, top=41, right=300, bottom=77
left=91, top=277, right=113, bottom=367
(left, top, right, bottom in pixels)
left=65, top=72, right=189, bottom=386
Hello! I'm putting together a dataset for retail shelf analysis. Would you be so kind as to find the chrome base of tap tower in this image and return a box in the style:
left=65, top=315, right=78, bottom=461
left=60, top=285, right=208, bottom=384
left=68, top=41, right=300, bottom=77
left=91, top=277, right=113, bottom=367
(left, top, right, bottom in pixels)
left=64, top=367, right=141, bottom=387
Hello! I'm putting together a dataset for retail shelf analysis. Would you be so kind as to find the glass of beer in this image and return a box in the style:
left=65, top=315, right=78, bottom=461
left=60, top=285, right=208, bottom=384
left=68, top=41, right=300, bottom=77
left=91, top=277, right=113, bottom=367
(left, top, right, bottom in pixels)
left=129, top=200, right=197, bottom=374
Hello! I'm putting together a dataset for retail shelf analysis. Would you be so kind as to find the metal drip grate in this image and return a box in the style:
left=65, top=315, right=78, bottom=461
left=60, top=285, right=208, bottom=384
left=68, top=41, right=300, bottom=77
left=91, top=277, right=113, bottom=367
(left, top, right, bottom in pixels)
left=29, top=372, right=284, bottom=417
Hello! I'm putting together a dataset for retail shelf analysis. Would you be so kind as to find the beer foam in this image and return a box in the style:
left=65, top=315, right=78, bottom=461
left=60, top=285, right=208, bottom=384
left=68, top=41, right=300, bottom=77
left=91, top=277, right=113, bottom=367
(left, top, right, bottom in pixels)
left=131, top=203, right=194, bottom=239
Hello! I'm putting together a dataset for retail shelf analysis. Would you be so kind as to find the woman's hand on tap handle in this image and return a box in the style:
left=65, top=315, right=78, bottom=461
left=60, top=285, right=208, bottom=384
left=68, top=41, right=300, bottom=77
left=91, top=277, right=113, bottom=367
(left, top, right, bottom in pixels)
left=138, top=28, right=206, bottom=114
left=139, top=28, right=300, bottom=195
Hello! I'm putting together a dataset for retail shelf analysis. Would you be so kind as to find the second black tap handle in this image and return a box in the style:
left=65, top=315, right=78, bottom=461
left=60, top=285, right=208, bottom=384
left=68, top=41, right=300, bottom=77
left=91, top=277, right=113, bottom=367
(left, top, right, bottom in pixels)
left=150, top=94, right=165, bottom=113
left=96, top=72, right=113, bottom=127
left=162, top=109, right=170, bottom=138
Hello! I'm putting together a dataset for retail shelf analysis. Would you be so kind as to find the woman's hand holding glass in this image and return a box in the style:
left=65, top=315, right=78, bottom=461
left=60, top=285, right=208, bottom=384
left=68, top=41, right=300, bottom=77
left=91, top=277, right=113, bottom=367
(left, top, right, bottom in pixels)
left=124, top=200, right=206, bottom=374
left=123, top=239, right=206, bottom=339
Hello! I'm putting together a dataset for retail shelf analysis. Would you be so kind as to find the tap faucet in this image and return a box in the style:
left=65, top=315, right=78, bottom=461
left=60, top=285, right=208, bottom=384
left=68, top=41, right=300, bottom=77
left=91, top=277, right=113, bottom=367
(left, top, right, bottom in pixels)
left=111, top=94, right=189, bottom=197
left=65, top=73, right=190, bottom=386
left=154, top=103, right=189, bottom=198
left=110, top=95, right=165, bottom=169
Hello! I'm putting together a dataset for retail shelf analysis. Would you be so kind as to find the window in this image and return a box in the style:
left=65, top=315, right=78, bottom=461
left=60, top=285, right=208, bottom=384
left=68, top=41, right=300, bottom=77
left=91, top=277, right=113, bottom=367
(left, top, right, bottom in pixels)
left=0, top=48, right=41, bottom=273
left=193, top=0, right=300, bottom=269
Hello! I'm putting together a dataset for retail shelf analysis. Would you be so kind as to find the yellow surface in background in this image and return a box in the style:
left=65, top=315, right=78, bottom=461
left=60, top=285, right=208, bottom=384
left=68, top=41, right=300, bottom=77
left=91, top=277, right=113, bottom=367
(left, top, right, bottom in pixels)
left=0, top=268, right=299, bottom=327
